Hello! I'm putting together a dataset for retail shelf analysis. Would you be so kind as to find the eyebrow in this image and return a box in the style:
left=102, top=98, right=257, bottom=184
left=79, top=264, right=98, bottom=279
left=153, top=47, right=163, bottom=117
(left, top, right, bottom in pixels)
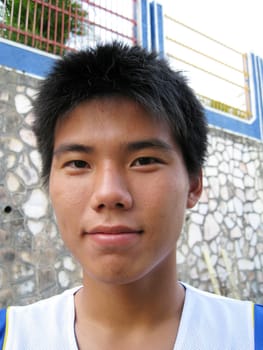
left=53, top=144, right=94, bottom=157
left=125, top=139, right=174, bottom=153
left=53, top=138, right=174, bottom=158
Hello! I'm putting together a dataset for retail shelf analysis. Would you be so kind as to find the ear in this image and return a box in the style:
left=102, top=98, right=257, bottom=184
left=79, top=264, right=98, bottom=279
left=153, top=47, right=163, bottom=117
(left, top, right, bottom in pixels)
left=187, top=169, right=203, bottom=209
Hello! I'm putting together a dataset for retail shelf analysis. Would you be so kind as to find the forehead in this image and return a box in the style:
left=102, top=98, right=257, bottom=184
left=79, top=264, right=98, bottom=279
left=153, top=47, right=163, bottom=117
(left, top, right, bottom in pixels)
left=55, top=96, right=173, bottom=141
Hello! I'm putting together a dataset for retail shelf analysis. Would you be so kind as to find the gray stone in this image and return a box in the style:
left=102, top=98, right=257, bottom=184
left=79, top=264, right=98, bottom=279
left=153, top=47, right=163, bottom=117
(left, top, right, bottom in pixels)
left=19, top=128, right=37, bottom=147
left=254, top=256, right=261, bottom=270
left=189, top=267, right=198, bottom=279
left=27, top=220, right=45, bottom=236
left=217, top=143, right=225, bottom=152
left=208, top=155, right=218, bottom=167
left=63, top=257, right=76, bottom=272
left=208, top=200, right=217, bottom=211
left=220, top=187, right=229, bottom=201
left=209, top=177, right=220, bottom=197
left=238, top=259, right=254, bottom=271
left=30, top=150, right=42, bottom=172
left=24, top=112, right=35, bottom=126
left=247, top=213, right=260, bottom=230
left=191, top=213, right=204, bottom=225
left=198, top=203, right=208, bottom=215
left=233, top=148, right=242, bottom=161
left=58, top=270, right=70, bottom=288
left=26, top=88, right=37, bottom=98
left=176, top=251, right=185, bottom=264
left=188, top=223, right=202, bottom=247
left=225, top=217, right=235, bottom=229
left=246, top=189, right=257, bottom=201
left=204, top=214, right=220, bottom=241
left=214, top=211, right=223, bottom=224
left=230, top=226, right=242, bottom=239
left=233, top=178, right=244, bottom=189
left=244, top=175, right=254, bottom=188
left=205, top=167, right=218, bottom=177
left=17, top=280, right=35, bottom=295
left=219, top=161, right=229, bottom=173
left=9, top=138, right=23, bottom=152
left=15, top=94, right=32, bottom=114
left=16, top=154, right=38, bottom=185
left=245, top=227, right=253, bottom=241
left=233, top=197, right=243, bottom=216
left=22, top=189, right=48, bottom=219
left=246, top=162, right=256, bottom=177
left=6, top=172, right=20, bottom=192
left=218, top=173, right=227, bottom=186
left=253, top=199, right=263, bottom=214
left=6, top=155, right=16, bottom=169
left=233, top=168, right=243, bottom=178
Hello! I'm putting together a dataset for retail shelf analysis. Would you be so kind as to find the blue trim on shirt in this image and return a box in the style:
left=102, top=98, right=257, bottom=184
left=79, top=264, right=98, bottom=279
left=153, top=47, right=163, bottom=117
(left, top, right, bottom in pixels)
left=255, top=304, right=263, bottom=349
left=0, top=309, right=7, bottom=349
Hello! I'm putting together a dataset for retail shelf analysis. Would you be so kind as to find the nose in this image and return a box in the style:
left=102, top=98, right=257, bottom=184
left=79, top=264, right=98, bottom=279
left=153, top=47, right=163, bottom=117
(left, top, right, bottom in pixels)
left=90, top=165, right=133, bottom=211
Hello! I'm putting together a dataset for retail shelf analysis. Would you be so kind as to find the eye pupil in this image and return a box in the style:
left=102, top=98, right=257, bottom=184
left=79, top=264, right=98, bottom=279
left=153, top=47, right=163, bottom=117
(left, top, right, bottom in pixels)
left=74, top=160, right=86, bottom=168
left=136, top=157, right=156, bottom=165
left=139, top=158, right=151, bottom=165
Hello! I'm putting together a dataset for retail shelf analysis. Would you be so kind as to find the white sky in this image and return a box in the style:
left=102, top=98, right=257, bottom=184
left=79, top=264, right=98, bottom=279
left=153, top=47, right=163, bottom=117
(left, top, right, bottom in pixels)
left=162, top=0, right=263, bottom=57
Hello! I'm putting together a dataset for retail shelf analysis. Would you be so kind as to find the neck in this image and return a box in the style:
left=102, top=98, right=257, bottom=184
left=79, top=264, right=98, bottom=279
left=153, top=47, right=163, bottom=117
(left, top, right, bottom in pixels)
left=75, top=255, right=185, bottom=330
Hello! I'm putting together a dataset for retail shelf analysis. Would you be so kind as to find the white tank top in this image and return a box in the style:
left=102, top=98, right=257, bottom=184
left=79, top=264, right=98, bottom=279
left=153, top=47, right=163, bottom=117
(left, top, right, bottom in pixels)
left=1, top=284, right=256, bottom=349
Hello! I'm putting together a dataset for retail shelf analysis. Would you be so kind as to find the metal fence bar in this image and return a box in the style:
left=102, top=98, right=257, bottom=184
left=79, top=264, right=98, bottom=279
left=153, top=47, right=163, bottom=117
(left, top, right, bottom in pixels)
left=0, top=0, right=138, bottom=55
left=164, top=14, right=251, bottom=119
left=167, top=52, right=248, bottom=90
left=165, top=15, right=243, bottom=56
left=86, top=0, right=137, bottom=25
left=167, top=36, right=244, bottom=75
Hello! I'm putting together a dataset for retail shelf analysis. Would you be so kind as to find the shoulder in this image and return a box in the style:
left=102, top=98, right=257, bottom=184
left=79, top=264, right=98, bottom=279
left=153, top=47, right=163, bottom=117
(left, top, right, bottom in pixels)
left=11, top=285, right=80, bottom=314
left=177, top=283, right=254, bottom=349
left=3, top=286, right=81, bottom=350
left=182, top=282, right=253, bottom=322
left=183, top=282, right=253, bottom=307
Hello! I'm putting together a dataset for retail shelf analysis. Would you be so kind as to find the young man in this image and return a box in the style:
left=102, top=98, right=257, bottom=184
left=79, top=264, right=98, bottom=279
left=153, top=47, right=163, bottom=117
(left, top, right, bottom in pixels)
left=0, top=42, right=262, bottom=349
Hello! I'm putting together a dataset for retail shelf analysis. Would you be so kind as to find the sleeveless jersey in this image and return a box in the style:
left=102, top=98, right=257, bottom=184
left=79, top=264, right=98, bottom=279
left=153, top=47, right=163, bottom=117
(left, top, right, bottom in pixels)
left=0, top=284, right=262, bottom=349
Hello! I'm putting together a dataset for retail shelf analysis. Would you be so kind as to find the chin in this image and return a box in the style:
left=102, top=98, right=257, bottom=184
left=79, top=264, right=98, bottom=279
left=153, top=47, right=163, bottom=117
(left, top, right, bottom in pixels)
left=82, top=261, right=150, bottom=287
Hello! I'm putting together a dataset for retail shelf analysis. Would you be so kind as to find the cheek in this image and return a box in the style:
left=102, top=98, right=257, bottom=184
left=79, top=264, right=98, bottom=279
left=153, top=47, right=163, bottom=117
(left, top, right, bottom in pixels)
left=139, top=176, right=189, bottom=227
left=50, top=175, right=85, bottom=204
left=49, top=177, right=87, bottom=226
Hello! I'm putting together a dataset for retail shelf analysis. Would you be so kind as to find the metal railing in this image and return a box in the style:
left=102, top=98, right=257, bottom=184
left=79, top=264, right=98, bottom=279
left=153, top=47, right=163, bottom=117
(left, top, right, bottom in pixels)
left=0, top=0, right=138, bottom=56
left=165, top=16, right=251, bottom=119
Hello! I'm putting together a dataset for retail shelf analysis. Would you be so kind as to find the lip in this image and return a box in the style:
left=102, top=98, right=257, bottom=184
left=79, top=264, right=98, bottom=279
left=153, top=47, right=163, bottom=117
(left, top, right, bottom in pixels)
left=87, top=225, right=143, bottom=235
left=85, top=225, right=143, bottom=248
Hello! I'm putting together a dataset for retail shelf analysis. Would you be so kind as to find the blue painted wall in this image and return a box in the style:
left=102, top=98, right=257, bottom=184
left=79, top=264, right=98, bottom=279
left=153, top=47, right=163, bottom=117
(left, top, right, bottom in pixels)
left=0, top=39, right=57, bottom=78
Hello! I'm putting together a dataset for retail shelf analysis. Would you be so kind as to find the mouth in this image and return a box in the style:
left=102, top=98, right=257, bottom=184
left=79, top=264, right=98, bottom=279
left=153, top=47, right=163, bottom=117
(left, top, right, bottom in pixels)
left=84, top=226, right=143, bottom=248
left=87, top=225, right=143, bottom=235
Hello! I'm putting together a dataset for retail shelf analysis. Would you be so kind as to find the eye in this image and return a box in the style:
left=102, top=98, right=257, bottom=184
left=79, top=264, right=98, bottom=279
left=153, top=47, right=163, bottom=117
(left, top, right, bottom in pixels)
left=67, top=160, right=89, bottom=168
left=131, top=157, right=162, bottom=166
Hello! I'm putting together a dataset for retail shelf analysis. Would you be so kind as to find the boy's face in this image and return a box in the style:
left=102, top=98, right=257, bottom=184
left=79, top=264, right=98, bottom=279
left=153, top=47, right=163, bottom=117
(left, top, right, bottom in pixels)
left=49, top=97, right=202, bottom=285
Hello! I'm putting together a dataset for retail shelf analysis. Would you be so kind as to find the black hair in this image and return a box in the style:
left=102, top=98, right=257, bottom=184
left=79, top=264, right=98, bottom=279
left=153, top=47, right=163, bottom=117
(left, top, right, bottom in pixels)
left=33, top=41, right=207, bottom=185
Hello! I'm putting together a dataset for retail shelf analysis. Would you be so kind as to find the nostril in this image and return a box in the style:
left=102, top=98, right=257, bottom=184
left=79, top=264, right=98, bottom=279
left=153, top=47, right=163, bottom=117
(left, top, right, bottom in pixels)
left=96, top=202, right=125, bottom=210
left=116, top=202, right=124, bottom=208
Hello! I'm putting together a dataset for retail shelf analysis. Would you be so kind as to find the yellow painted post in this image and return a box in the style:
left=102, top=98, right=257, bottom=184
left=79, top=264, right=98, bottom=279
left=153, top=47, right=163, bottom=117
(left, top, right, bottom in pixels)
left=221, top=249, right=240, bottom=299
left=242, top=53, right=252, bottom=119
left=202, top=247, right=221, bottom=295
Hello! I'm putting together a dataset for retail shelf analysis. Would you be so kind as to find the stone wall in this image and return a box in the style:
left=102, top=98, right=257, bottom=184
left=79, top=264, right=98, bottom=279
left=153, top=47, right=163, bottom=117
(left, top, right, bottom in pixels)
left=0, top=65, right=263, bottom=307
left=178, top=128, right=263, bottom=302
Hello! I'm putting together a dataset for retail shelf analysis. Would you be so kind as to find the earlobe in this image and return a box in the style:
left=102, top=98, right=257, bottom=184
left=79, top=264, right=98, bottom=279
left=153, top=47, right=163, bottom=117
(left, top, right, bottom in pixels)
left=187, top=170, right=203, bottom=209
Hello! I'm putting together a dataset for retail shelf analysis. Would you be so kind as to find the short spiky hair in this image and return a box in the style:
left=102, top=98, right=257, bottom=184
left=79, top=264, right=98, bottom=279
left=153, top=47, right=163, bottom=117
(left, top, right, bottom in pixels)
left=33, top=41, right=207, bottom=185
